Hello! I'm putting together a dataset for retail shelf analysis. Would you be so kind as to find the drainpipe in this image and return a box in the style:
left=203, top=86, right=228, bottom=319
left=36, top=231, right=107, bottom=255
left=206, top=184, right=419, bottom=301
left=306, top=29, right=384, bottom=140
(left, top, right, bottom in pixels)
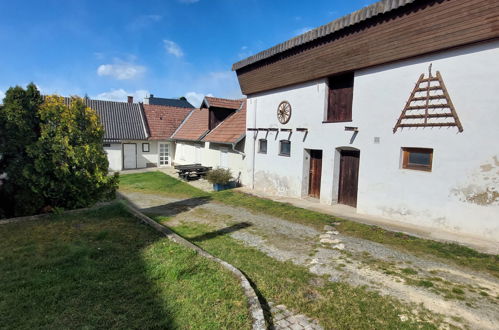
left=231, top=142, right=245, bottom=156
left=251, top=99, right=257, bottom=189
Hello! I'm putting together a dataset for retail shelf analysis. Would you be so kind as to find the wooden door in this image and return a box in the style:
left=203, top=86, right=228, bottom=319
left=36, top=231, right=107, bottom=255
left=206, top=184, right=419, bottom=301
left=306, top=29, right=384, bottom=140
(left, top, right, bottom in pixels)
left=308, top=150, right=322, bottom=198
left=338, top=150, right=360, bottom=207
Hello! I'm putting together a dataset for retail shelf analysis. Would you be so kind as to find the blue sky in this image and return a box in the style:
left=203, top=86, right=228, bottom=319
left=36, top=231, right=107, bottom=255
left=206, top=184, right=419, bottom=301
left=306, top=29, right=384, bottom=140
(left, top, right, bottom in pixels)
left=0, top=0, right=370, bottom=106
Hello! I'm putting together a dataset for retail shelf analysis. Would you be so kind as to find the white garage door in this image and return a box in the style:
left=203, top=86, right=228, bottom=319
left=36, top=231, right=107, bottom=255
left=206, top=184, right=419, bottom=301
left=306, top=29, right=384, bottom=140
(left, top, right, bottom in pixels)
left=123, top=144, right=137, bottom=169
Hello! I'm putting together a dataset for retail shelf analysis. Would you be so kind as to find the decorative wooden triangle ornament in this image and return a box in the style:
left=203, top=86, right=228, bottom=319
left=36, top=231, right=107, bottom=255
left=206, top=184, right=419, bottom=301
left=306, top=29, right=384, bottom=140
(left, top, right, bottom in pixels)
left=393, top=64, right=463, bottom=133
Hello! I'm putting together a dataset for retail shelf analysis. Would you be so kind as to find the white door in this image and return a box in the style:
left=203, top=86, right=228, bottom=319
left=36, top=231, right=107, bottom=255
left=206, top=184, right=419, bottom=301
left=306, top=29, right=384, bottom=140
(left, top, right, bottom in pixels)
left=123, top=144, right=137, bottom=169
left=159, top=143, right=169, bottom=166
left=195, top=145, right=202, bottom=164
left=220, top=147, right=228, bottom=168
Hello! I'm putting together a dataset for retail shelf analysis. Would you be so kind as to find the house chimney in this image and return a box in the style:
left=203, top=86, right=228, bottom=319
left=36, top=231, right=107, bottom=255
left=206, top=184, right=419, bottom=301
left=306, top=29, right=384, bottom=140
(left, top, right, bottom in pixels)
left=127, top=96, right=133, bottom=103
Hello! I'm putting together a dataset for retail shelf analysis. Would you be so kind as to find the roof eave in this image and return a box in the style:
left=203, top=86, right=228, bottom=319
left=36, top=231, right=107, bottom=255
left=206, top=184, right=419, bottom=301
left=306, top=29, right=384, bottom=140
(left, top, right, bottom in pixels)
left=232, top=0, right=418, bottom=71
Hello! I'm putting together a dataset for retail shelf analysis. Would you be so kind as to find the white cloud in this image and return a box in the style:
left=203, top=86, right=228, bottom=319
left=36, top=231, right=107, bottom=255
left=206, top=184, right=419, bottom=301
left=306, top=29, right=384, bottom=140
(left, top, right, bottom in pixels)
left=294, top=27, right=312, bottom=36
left=0, top=89, right=5, bottom=104
left=163, top=40, right=184, bottom=58
left=95, top=89, right=149, bottom=102
left=97, top=60, right=146, bottom=80
left=128, top=15, right=162, bottom=31
left=180, top=70, right=242, bottom=107
left=184, top=91, right=213, bottom=108
left=238, top=46, right=252, bottom=59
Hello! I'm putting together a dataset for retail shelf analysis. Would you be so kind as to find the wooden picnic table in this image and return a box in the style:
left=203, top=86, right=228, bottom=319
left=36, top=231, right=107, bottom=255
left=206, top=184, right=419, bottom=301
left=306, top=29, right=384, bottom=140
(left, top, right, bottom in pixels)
left=174, top=164, right=212, bottom=181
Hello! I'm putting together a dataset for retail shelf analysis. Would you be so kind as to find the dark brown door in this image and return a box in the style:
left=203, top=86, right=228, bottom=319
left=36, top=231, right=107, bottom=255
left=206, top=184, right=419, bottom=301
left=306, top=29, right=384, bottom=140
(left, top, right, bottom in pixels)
left=308, top=150, right=323, bottom=198
left=338, top=150, right=360, bottom=207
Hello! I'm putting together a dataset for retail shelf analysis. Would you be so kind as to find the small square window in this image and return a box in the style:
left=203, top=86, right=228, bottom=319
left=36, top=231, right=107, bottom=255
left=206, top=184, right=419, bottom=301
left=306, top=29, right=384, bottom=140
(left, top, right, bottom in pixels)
left=402, top=147, right=433, bottom=171
left=103, top=143, right=111, bottom=148
left=279, top=140, right=291, bottom=157
left=142, top=143, right=150, bottom=152
left=258, top=139, right=267, bottom=154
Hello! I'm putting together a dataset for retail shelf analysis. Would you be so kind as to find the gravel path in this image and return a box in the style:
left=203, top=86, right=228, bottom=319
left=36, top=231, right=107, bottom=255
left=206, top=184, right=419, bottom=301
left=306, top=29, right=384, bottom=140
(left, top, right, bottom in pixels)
left=122, top=190, right=499, bottom=330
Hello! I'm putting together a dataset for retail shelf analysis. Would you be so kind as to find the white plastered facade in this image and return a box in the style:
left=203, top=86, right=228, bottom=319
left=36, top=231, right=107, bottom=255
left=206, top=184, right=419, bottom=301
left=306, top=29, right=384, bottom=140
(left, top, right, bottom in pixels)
left=104, top=140, right=174, bottom=171
left=174, top=140, right=247, bottom=184
left=244, top=40, right=499, bottom=242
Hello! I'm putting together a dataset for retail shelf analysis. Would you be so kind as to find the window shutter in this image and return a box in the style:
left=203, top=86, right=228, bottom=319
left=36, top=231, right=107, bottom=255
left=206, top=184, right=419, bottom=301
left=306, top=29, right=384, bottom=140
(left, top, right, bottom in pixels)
left=327, top=73, right=354, bottom=122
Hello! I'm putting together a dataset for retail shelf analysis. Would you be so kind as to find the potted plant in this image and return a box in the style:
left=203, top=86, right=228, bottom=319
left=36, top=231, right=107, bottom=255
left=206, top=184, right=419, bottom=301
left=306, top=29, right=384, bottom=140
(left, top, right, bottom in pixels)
left=206, top=168, right=235, bottom=191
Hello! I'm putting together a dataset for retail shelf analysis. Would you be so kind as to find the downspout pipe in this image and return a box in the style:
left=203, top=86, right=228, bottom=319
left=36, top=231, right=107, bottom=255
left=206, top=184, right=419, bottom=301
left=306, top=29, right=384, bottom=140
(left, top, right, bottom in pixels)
left=251, top=99, right=257, bottom=189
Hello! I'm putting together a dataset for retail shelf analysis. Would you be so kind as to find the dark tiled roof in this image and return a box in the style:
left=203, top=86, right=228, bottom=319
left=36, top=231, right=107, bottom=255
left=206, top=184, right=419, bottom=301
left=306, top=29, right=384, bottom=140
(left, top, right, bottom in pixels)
left=203, top=101, right=246, bottom=144
left=61, top=97, right=148, bottom=142
left=202, top=96, right=244, bottom=110
left=147, top=97, right=194, bottom=108
left=143, top=104, right=192, bottom=140
left=85, top=99, right=148, bottom=142
left=171, top=108, right=209, bottom=141
left=232, top=0, right=417, bottom=70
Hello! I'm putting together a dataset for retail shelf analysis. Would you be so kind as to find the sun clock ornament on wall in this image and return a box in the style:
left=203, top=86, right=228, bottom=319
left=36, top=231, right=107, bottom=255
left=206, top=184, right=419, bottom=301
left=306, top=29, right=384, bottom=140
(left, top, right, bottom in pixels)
left=277, top=101, right=292, bottom=124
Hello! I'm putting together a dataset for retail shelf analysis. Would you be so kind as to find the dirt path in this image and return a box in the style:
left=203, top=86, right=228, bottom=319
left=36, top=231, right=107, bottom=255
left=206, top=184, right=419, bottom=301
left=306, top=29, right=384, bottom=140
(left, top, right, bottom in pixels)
left=122, top=191, right=499, bottom=329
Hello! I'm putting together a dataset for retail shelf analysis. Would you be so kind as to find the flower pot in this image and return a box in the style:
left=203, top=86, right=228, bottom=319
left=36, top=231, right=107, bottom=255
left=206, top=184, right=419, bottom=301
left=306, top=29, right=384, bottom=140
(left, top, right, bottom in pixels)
left=213, top=181, right=236, bottom=191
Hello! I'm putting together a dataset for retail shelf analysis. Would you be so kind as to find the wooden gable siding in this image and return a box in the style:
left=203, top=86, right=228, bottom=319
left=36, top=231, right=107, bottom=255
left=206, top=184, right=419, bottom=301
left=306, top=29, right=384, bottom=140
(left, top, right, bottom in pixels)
left=235, top=0, right=499, bottom=95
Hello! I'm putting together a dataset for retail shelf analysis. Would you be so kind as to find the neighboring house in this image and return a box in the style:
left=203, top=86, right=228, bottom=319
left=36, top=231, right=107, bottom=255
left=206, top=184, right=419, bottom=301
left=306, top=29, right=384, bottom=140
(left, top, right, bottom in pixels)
left=142, top=103, right=192, bottom=168
left=202, top=100, right=246, bottom=183
left=143, top=94, right=194, bottom=108
left=232, top=0, right=499, bottom=241
left=74, top=98, right=149, bottom=171
left=172, top=97, right=247, bottom=183
left=67, top=97, right=191, bottom=171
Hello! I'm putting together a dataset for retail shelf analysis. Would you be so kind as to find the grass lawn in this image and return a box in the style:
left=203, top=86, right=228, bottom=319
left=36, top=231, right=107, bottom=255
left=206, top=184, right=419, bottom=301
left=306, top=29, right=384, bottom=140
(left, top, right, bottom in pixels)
left=0, top=203, right=251, bottom=329
left=155, top=219, right=440, bottom=329
left=120, top=171, right=499, bottom=278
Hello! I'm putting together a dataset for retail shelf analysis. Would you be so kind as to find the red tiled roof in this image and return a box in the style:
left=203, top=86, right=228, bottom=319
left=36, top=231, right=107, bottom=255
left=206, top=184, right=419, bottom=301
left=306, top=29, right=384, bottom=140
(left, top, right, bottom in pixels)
left=203, top=96, right=244, bottom=110
left=171, top=108, right=209, bottom=141
left=203, top=100, right=246, bottom=144
left=143, top=104, right=192, bottom=140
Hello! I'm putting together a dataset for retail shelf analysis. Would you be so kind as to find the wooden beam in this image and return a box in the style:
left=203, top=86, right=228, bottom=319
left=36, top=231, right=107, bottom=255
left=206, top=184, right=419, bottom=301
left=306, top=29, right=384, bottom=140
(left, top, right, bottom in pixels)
left=401, top=113, right=454, bottom=119
left=406, top=104, right=450, bottom=110
left=436, top=71, right=464, bottom=132
left=398, top=123, right=457, bottom=128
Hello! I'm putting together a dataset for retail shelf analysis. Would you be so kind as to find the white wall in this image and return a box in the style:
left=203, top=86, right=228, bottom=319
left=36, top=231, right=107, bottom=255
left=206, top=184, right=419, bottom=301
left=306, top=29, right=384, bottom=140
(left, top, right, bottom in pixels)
left=245, top=40, right=499, bottom=241
left=107, top=140, right=173, bottom=171
left=104, top=143, right=122, bottom=171
left=174, top=140, right=248, bottom=184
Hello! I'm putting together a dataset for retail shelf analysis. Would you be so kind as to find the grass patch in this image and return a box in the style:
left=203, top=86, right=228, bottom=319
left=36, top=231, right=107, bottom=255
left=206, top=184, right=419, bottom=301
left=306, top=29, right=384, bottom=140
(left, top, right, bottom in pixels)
left=120, top=171, right=209, bottom=198
left=0, top=203, right=250, bottom=329
left=401, top=267, right=418, bottom=275
left=120, top=172, right=499, bottom=278
left=164, top=220, right=440, bottom=329
left=416, top=280, right=434, bottom=288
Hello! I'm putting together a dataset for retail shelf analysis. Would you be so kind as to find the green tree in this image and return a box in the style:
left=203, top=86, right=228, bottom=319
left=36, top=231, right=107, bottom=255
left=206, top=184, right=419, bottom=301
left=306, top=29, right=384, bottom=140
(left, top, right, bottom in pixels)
left=0, top=84, right=118, bottom=217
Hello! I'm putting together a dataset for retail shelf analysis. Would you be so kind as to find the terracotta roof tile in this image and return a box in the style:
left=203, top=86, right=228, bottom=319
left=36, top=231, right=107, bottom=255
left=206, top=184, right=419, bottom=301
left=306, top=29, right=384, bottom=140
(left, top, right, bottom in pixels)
left=203, top=100, right=246, bottom=144
left=171, top=108, right=209, bottom=141
left=203, top=96, right=244, bottom=110
left=143, top=104, right=192, bottom=140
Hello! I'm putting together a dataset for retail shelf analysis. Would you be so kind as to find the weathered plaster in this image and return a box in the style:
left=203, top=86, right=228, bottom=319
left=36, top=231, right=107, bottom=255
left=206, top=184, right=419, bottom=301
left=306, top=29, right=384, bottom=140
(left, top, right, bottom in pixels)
left=244, top=40, right=499, bottom=242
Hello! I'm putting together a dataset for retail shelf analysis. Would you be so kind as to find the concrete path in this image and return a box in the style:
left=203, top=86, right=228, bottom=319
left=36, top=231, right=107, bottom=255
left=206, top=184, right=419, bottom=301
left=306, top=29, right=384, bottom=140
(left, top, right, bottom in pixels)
left=121, top=190, right=499, bottom=330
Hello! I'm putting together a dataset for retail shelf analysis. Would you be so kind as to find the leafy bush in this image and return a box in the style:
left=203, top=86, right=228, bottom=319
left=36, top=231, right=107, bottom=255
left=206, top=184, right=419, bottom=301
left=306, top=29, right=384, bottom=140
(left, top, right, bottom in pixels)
left=0, top=84, right=118, bottom=217
left=206, top=168, right=233, bottom=185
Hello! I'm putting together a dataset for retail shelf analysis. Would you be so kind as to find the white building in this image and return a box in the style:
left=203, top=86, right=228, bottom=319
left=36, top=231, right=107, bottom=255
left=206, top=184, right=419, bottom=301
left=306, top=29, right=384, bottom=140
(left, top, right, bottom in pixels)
left=81, top=97, right=192, bottom=171
left=232, top=0, right=499, bottom=242
left=172, top=97, right=247, bottom=184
